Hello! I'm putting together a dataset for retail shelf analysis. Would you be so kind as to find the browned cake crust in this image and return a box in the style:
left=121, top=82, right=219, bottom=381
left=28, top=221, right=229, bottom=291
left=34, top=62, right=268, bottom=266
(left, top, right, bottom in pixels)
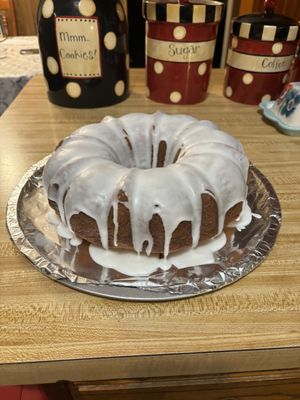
left=49, top=196, right=242, bottom=254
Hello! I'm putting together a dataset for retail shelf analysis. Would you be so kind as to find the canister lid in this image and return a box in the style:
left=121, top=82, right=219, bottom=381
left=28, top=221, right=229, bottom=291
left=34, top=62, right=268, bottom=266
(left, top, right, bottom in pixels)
left=143, top=0, right=223, bottom=24
left=232, top=13, right=299, bottom=42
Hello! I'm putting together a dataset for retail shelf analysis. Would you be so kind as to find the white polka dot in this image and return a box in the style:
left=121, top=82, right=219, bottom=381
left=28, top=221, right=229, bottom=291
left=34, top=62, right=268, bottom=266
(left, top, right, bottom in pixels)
left=116, top=2, right=125, bottom=21
left=154, top=61, right=164, bottom=74
left=66, top=82, right=81, bottom=98
left=198, top=63, right=207, bottom=76
left=261, top=94, right=271, bottom=102
left=225, top=86, right=233, bottom=97
left=242, top=73, right=253, bottom=85
left=232, top=37, right=238, bottom=49
left=42, top=0, right=54, bottom=18
left=170, top=91, right=182, bottom=103
left=145, top=86, right=150, bottom=97
left=272, top=42, right=283, bottom=54
left=173, top=26, right=186, bottom=40
left=104, top=32, right=117, bottom=50
left=126, top=54, right=130, bottom=70
left=115, top=80, right=125, bottom=96
left=78, top=0, right=96, bottom=17
left=47, top=57, right=59, bottom=75
left=282, top=73, right=288, bottom=84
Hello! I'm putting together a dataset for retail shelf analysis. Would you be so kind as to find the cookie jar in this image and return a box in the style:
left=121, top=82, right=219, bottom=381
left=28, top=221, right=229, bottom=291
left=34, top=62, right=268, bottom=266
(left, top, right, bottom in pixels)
left=37, top=0, right=129, bottom=108
left=143, top=0, right=223, bottom=105
left=224, top=0, right=299, bottom=105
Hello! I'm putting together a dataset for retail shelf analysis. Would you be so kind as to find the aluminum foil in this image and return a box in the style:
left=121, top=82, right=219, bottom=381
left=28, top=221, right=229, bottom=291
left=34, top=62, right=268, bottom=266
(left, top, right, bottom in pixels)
left=6, top=157, right=281, bottom=301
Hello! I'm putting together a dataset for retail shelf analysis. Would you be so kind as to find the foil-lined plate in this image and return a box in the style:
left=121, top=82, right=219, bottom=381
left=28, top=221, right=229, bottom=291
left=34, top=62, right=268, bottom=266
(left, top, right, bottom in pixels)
left=6, top=157, right=281, bottom=301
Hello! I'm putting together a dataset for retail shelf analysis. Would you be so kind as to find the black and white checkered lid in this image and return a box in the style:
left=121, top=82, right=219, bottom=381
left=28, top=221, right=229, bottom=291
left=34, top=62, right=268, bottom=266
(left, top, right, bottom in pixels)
left=143, top=0, right=223, bottom=24
left=232, top=13, right=299, bottom=42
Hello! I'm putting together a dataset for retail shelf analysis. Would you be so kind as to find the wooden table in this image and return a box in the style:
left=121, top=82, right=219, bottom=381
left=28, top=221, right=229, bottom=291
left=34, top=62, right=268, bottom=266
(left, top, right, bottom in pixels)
left=0, top=69, right=300, bottom=398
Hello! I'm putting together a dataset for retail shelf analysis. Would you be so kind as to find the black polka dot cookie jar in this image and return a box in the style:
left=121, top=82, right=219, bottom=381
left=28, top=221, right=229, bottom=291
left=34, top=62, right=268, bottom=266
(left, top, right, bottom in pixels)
left=224, top=0, right=299, bottom=106
left=37, top=0, right=129, bottom=108
left=143, top=0, right=223, bottom=105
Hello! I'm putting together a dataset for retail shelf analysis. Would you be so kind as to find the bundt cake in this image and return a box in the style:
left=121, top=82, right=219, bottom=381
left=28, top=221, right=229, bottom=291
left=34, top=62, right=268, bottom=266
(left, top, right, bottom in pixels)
left=43, top=112, right=249, bottom=257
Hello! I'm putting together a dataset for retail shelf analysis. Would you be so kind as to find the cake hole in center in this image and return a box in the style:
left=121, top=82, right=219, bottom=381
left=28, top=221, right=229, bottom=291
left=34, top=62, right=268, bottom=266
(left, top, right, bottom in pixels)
left=122, top=133, right=182, bottom=169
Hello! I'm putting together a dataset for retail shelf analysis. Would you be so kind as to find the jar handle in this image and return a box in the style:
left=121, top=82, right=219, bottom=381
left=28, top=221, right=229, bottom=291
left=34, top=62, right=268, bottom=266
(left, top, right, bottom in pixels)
left=264, top=0, right=277, bottom=14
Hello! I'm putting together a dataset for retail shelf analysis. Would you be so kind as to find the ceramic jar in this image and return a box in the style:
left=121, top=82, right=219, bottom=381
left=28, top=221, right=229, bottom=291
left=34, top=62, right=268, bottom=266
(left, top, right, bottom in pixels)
left=224, top=7, right=299, bottom=105
left=143, top=0, right=223, bottom=104
left=37, top=0, right=129, bottom=108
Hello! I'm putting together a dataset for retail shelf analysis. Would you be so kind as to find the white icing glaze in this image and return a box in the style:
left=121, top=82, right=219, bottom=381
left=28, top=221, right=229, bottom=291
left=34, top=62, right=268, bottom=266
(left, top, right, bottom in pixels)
left=48, top=209, right=82, bottom=246
left=232, top=202, right=252, bottom=231
left=89, top=233, right=227, bottom=276
left=228, top=203, right=262, bottom=231
left=43, top=112, right=249, bottom=257
left=252, top=212, right=262, bottom=219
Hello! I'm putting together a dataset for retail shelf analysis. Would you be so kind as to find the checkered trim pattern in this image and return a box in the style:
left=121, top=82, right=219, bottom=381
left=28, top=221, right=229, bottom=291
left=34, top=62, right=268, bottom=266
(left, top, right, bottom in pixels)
left=232, top=20, right=299, bottom=42
left=143, top=0, right=223, bottom=24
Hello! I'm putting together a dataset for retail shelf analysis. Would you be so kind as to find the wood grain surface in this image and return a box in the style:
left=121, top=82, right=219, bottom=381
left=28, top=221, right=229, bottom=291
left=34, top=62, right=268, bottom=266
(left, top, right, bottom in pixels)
left=77, top=369, right=300, bottom=400
left=0, top=69, right=300, bottom=385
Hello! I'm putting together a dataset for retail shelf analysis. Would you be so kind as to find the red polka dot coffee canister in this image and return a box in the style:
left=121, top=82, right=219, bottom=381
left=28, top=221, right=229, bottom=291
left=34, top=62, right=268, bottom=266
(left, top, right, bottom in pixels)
left=143, top=0, right=223, bottom=104
left=224, top=0, right=299, bottom=105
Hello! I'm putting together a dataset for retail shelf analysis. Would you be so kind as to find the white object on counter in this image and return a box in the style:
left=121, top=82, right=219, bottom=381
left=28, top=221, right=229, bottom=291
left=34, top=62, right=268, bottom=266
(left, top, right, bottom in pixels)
left=259, top=82, right=300, bottom=136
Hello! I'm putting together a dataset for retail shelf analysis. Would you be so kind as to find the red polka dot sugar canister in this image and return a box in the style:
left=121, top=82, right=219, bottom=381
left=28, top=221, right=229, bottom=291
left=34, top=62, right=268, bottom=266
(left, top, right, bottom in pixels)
left=143, top=0, right=223, bottom=104
left=224, top=0, right=299, bottom=105
left=37, top=0, right=129, bottom=108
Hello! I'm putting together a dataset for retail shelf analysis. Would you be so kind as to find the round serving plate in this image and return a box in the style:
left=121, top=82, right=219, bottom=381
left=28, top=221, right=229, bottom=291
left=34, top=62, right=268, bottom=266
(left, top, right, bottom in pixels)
left=6, top=157, right=281, bottom=301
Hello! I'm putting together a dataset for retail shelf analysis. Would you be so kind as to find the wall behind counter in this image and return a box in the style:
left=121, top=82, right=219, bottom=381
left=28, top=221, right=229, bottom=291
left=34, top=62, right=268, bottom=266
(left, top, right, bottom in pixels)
left=13, top=0, right=38, bottom=35
left=11, top=0, right=238, bottom=68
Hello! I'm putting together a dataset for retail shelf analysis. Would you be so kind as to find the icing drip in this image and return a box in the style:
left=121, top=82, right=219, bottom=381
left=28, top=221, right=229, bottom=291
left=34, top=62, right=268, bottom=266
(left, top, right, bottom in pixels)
left=43, top=112, right=249, bottom=257
left=48, top=209, right=82, bottom=246
left=228, top=203, right=261, bottom=232
left=89, top=233, right=227, bottom=277
left=88, top=200, right=254, bottom=277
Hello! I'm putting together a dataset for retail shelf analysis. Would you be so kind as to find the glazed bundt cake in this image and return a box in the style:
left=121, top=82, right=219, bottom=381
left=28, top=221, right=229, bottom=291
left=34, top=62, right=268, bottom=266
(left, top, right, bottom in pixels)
left=43, top=112, right=249, bottom=257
